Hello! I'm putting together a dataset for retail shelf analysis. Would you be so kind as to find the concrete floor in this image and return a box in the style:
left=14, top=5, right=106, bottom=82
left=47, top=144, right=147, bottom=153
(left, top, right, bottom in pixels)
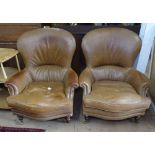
left=0, top=109, right=155, bottom=132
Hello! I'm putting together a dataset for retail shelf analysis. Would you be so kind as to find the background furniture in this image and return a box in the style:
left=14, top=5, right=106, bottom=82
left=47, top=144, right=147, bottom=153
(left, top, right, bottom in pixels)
left=5, top=28, right=78, bottom=122
left=0, top=24, right=41, bottom=68
left=0, top=48, right=20, bottom=109
left=79, top=27, right=151, bottom=121
left=0, top=24, right=41, bottom=109
left=0, top=24, right=41, bottom=48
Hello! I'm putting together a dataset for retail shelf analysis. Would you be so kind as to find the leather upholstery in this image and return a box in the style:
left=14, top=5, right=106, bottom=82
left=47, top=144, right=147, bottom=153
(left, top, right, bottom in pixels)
left=84, top=81, right=150, bottom=112
left=80, top=28, right=151, bottom=120
left=82, top=28, right=141, bottom=67
left=17, top=28, right=75, bottom=68
left=6, top=69, right=32, bottom=96
left=7, top=81, right=72, bottom=120
left=5, top=28, right=78, bottom=121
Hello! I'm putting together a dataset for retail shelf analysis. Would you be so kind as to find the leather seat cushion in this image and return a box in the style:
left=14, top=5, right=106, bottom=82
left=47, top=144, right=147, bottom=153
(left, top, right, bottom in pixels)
left=7, top=81, right=72, bottom=117
left=83, top=81, right=151, bottom=113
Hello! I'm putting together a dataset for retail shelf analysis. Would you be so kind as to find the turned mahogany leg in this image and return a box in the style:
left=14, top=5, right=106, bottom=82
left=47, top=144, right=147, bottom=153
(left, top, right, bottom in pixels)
left=16, top=115, right=24, bottom=124
left=134, top=116, right=141, bottom=123
left=65, top=116, right=71, bottom=123
left=84, top=115, right=89, bottom=121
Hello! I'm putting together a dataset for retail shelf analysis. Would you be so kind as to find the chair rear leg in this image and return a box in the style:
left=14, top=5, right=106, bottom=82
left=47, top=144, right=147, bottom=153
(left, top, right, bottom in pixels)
left=16, top=115, right=24, bottom=125
left=134, top=116, right=141, bottom=123
left=84, top=115, right=89, bottom=121
left=65, top=116, right=71, bottom=123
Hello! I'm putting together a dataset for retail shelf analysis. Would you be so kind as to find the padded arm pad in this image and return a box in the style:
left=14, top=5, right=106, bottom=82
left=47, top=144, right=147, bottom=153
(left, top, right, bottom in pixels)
left=79, top=68, right=95, bottom=95
left=64, top=68, right=79, bottom=99
left=5, top=69, right=32, bottom=96
left=125, top=68, right=151, bottom=96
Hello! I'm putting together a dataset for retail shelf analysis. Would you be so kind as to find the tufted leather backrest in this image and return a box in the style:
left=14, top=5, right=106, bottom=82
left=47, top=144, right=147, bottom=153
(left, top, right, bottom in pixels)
left=17, top=28, right=76, bottom=81
left=82, top=28, right=141, bottom=68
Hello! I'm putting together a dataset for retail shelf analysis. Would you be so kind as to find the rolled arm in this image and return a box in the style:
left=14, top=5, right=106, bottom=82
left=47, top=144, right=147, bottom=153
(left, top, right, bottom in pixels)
left=64, top=68, right=79, bottom=99
left=125, top=68, right=151, bottom=96
left=79, top=68, right=95, bottom=95
left=5, top=69, right=32, bottom=96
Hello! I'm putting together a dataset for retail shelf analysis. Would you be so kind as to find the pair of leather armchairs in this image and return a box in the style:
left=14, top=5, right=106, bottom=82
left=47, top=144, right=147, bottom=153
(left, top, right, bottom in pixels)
left=5, top=27, right=151, bottom=123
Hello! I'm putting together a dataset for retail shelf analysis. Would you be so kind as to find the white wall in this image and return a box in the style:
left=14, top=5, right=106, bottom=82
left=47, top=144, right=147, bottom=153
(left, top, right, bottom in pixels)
left=136, top=23, right=155, bottom=73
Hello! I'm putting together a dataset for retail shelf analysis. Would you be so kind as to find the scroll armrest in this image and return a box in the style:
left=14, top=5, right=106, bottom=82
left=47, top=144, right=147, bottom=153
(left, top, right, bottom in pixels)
left=64, top=68, right=79, bottom=99
left=5, top=69, right=32, bottom=96
left=79, top=68, right=94, bottom=95
left=125, top=68, right=151, bottom=96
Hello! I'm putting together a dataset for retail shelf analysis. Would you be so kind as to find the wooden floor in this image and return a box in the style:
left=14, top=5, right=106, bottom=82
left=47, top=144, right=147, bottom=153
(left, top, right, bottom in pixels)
left=0, top=108, right=154, bottom=132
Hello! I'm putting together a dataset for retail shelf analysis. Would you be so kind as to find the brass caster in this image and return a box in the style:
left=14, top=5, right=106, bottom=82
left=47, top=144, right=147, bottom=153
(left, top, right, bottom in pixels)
left=84, top=115, right=89, bottom=121
left=15, top=115, right=24, bottom=125
left=134, top=116, right=141, bottom=123
left=65, top=116, right=71, bottom=123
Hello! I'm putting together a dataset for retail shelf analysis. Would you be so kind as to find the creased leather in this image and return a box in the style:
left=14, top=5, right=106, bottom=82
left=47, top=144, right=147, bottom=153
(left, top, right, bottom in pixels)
left=125, top=68, right=151, bottom=96
left=79, top=68, right=95, bottom=95
left=83, top=81, right=151, bottom=113
left=80, top=66, right=151, bottom=97
left=83, top=107, right=146, bottom=120
left=91, top=66, right=128, bottom=81
left=91, top=66, right=150, bottom=96
left=29, top=65, right=67, bottom=82
left=17, top=28, right=76, bottom=68
left=5, top=69, right=32, bottom=95
left=64, top=68, right=79, bottom=99
left=7, top=81, right=73, bottom=119
left=82, top=28, right=141, bottom=67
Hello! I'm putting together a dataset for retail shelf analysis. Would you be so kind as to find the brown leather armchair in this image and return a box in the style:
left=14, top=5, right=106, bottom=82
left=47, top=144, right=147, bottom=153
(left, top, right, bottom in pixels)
left=5, top=28, right=78, bottom=122
left=79, top=28, right=151, bottom=121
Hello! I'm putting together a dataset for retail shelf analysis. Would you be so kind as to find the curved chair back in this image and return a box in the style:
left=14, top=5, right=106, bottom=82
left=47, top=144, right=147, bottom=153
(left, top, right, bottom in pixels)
left=17, top=28, right=76, bottom=81
left=82, top=28, right=141, bottom=68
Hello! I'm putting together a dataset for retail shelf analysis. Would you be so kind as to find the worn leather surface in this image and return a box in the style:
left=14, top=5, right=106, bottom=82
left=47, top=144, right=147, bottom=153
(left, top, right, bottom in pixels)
left=125, top=68, right=151, bottom=96
left=5, top=28, right=78, bottom=120
left=80, top=66, right=151, bottom=96
left=5, top=69, right=32, bottom=95
left=17, top=28, right=76, bottom=68
left=7, top=81, right=73, bottom=119
left=80, top=28, right=151, bottom=120
left=64, top=68, right=79, bottom=99
left=91, top=66, right=128, bottom=81
left=79, top=68, right=95, bottom=95
left=83, top=81, right=150, bottom=112
left=83, top=107, right=146, bottom=120
left=82, top=28, right=141, bottom=67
